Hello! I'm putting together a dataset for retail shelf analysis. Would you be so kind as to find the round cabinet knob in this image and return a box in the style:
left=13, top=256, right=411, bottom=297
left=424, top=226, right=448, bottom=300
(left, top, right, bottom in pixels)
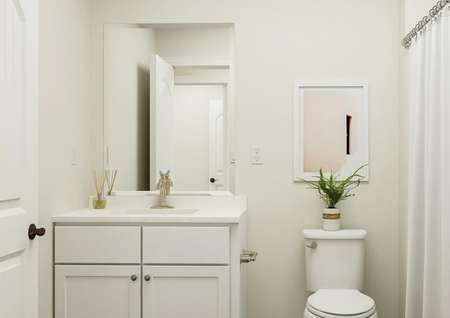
left=130, top=275, right=138, bottom=282
left=209, top=177, right=216, bottom=183
left=144, top=275, right=151, bottom=282
left=28, top=224, right=46, bottom=240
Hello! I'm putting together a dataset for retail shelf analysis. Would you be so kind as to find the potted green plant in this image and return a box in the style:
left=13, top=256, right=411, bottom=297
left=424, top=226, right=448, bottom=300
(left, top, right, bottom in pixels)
left=303, top=164, right=367, bottom=231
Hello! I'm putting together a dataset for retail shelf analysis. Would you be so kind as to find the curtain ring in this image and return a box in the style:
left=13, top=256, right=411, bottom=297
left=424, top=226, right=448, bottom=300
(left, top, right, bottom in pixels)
left=433, top=4, right=439, bottom=14
left=415, top=23, right=420, bottom=32
left=430, top=5, right=436, bottom=15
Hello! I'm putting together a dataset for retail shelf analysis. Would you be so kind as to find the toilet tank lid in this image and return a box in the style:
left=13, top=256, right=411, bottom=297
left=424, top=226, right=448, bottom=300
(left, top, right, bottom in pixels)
left=303, top=229, right=367, bottom=240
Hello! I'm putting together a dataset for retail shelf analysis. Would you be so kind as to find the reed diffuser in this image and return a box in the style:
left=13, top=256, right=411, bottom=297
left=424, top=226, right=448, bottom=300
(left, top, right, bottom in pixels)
left=105, top=169, right=118, bottom=196
left=92, top=170, right=107, bottom=209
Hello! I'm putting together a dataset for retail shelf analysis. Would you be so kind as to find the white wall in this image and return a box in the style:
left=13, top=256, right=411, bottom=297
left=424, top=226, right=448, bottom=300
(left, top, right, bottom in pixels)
left=39, top=1, right=94, bottom=318
left=104, top=25, right=156, bottom=190
left=91, top=1, right=401, bottom=318
left=155, top=25, right=233, bottom=58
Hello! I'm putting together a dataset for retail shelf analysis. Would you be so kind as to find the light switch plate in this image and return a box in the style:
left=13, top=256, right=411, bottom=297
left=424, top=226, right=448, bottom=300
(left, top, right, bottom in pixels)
left=251, top=146, right=263, bottom=165
left=71, top=149, right=78, bottom=166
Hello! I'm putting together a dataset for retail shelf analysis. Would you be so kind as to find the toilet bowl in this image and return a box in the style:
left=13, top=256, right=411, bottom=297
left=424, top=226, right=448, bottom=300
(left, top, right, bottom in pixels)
left=304, top=289, right=377, bottom=318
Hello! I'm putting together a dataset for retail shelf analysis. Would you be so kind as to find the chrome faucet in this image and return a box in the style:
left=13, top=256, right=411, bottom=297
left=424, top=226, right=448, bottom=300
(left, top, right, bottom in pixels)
left=152, top=170, right=173, bottom=208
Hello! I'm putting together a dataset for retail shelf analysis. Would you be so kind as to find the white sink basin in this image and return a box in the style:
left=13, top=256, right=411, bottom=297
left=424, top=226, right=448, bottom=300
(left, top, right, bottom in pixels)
left=122, top=208, right=198, bottom=215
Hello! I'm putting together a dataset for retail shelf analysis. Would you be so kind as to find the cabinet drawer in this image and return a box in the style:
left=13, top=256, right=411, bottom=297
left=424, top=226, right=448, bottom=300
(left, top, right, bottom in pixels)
left=55, top=226, right=141, bottom=264
left=143, top=226, right=229, bottom=264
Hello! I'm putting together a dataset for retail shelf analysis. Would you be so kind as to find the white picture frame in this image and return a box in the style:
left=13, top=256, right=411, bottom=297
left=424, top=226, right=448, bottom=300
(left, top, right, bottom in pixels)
left=293, top=80, right=369, bottom=182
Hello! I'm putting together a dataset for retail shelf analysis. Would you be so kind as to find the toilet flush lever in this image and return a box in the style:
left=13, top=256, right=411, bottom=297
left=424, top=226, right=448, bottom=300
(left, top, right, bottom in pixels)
left=306, top=241, right=317, bottom=249
left=240, top=250, right=258, bottom=263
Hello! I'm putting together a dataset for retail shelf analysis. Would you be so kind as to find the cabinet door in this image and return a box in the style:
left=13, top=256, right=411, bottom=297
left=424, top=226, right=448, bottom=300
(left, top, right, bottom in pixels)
left=143, top=266, right=230, bottom=318
left=55, top=265, right=140, bottom=318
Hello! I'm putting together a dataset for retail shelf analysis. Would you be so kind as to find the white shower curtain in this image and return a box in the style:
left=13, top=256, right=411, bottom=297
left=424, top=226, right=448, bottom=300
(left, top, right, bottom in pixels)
left=406, top=8, right=450, bottom=318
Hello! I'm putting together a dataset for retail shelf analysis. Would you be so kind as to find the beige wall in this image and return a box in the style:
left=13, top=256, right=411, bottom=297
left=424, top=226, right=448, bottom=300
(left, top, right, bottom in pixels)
left=37, top=1, right=403, bottom=317
left=39, top=0, right=94, bottom=317
left=89, top=1, right=401, bottom=318
left=155, top=25, right=233, bottom=58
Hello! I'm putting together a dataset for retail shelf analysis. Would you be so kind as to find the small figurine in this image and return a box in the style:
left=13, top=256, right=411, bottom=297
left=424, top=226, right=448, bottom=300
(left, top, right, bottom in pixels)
left=153, top=170, right=173, bottom=208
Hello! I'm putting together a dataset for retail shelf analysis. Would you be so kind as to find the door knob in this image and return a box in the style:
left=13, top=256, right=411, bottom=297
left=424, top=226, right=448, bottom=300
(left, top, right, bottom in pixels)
left=144, top=275, right=151, bottom=282
left=130, top=275, right=138, bottom=282
left=28, top=224, right=46, bottom=240
left=209, top=177, right=216, bottom=183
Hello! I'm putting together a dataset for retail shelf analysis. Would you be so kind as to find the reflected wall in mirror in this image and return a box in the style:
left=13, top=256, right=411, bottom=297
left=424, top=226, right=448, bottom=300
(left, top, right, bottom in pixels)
left=102, top=24, right=235, bottom=192
left=293, top=81, right=369, bottom=181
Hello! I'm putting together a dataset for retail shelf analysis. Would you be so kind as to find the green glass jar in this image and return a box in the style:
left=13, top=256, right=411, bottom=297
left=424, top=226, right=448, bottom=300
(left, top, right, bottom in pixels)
left=93, top=198, right=107, bottom=209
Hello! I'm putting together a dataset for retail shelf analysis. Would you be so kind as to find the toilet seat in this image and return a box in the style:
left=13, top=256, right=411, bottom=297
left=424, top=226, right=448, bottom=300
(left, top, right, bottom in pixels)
left=306, top=289, right=376, bottom=318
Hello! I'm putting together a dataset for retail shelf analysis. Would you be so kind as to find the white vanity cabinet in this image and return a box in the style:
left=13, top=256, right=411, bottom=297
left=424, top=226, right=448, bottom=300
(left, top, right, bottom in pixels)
left=55, top=265, right=141, bottom=318
left=54, top=222, right=246, bottom=318
left=142, top=266, right=230, bottom=318
left=141, top=226, right=231, bottom=318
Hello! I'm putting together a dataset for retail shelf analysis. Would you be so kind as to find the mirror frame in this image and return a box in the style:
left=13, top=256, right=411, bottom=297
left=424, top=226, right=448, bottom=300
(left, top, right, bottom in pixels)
left=293, top=80, right=369, bottom=182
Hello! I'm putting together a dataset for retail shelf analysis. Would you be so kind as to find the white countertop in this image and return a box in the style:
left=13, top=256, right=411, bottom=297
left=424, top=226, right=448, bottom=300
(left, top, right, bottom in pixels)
left=52, top=193, right=247, bottom=224
left=52, top=207, right=246, bottom=224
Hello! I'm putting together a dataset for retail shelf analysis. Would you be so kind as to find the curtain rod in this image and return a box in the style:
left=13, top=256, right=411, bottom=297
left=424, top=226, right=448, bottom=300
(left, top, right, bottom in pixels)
left=402, top=0, right=450, bottom=48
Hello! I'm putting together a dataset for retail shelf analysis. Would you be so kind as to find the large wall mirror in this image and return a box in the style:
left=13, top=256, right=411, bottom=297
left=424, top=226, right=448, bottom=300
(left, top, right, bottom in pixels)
left=102, top=24, right=235, bottom=192
left=293, top=81, right=369, bottom=181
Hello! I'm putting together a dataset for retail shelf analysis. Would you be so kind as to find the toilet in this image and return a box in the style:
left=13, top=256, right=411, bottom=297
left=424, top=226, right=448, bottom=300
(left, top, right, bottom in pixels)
left=303, top=229, right=377, bottom=318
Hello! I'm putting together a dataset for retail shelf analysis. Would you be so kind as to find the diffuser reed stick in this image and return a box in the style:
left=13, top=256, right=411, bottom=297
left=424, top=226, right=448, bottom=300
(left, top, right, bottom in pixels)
left=92, top=170, right=106, bottom=200
left=105, top=169, right=118, bottom=196
left=92, top=170, right=107, bottom=209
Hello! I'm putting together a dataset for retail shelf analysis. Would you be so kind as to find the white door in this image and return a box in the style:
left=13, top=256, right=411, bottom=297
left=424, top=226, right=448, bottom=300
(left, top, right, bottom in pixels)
left=143, top=265, right=230, bottom=318
left=150, top=54, right=174, bottom=189
left=209, top=99, right=226, bottom=190
left=55, top=265, right=141, bottom=318
left=0, top=1, right=39, bottom=318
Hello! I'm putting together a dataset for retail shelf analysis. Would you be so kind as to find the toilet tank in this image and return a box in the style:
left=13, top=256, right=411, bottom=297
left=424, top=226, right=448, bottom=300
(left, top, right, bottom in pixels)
left=304, top=229, right=367, bottom=292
